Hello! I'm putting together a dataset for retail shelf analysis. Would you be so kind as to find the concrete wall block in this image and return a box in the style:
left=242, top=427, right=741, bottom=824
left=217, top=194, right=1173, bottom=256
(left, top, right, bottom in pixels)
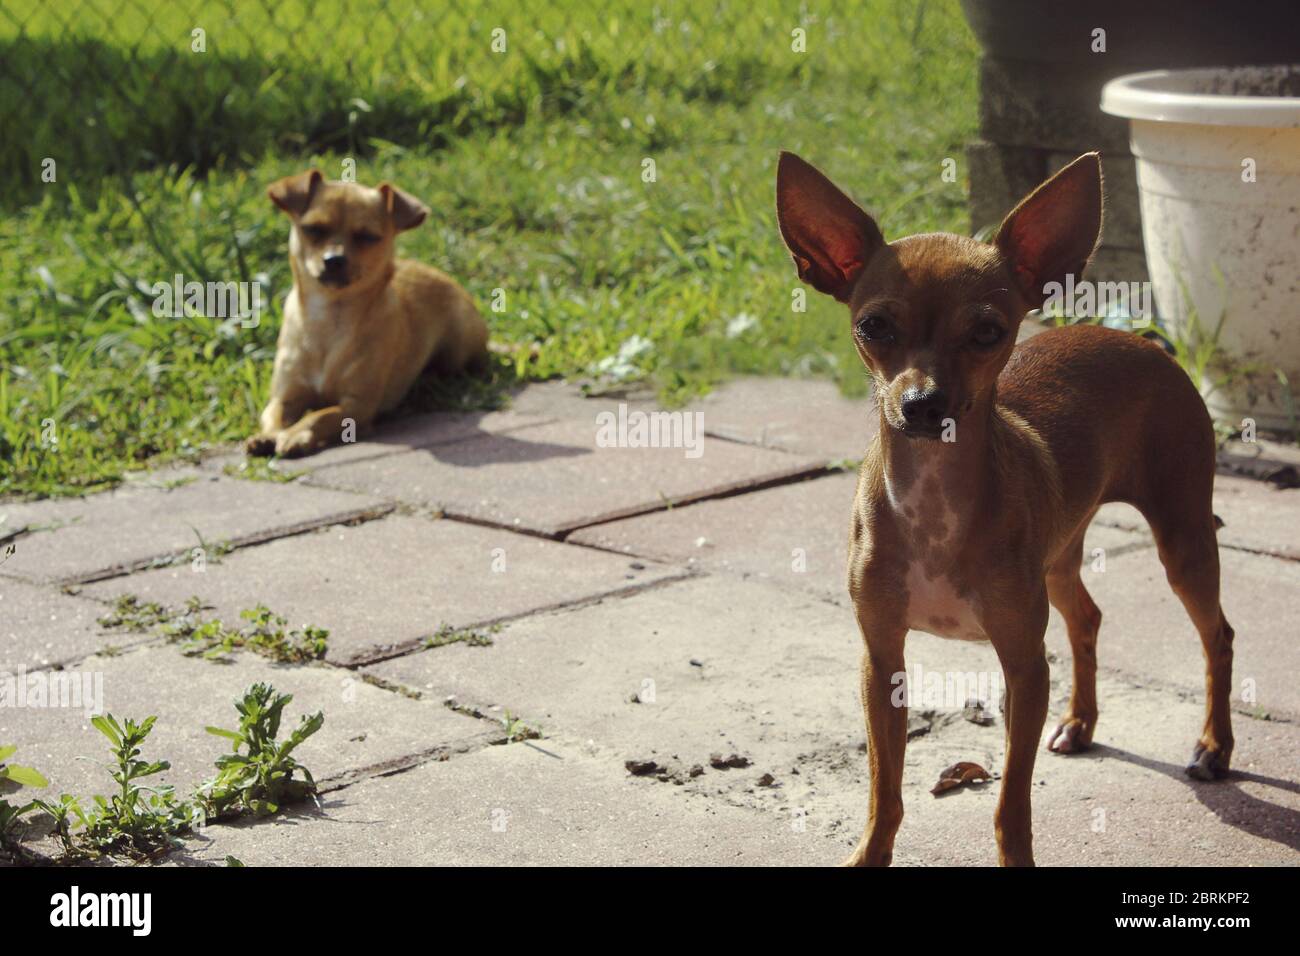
left=979, top=55, right=1131, bottom=155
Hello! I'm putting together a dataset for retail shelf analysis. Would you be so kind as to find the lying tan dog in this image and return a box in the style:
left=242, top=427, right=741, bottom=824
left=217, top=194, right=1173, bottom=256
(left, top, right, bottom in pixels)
left=247, top=170, right=488, bottom=457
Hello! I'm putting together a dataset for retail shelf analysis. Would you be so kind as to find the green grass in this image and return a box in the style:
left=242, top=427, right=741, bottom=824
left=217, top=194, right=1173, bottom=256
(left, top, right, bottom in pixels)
left=0, top=0, right=979, bottom=498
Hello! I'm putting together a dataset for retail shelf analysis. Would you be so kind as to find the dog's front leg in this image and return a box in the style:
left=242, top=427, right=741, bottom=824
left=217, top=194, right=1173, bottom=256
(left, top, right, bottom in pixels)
left=989, top=589, right=1051, bottom=867
left=844, top=614, right=908, bottom=867
left=247, top=393, right=308, bottom=457
left=274, top=404, right=345, bottom=458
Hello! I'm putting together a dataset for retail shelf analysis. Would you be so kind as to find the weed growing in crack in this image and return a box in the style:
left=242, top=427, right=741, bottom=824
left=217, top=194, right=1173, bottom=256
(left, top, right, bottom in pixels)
left=166, top=605, right=329, bottom=663
left=0, top=745, right=49, bottom=860
left=98, top=595, right=329, bottom=664
left=8, top=683, right=326, bottom=864
left=197, top=683, right=324, bottom=820
left=422, top=622, right=501, bottom=649
left=58, top=715, right=197, bottom=860
left=222, top=458, right=304, bottom=483
left=500, top=711, right=542, bottom=744
left=97, top=594, right=170, bottom=631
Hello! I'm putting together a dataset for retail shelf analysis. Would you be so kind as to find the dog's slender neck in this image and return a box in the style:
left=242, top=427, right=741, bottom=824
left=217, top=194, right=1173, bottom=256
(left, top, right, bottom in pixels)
left=878, top=389, right=1001, bottom=550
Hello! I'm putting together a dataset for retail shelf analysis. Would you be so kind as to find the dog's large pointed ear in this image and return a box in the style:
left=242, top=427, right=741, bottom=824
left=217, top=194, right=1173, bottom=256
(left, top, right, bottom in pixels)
left=775, top=151, right=883, bottom=303
left=267, top=169, right=323, bottom=217
left=378, top=183, right=429, bottom=232
left=996, top=152, right=1103, bottom=308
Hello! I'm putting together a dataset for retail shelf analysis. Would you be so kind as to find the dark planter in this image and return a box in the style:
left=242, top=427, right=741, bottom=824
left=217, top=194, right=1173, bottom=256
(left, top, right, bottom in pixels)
left=960, top=0, right=1300, bottom=285
left=959, top=0, right=1300, bottom=68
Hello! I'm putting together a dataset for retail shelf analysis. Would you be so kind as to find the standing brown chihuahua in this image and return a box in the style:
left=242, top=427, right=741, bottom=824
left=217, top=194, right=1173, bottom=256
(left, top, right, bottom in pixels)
left=776, top=151, right=1234, bottom=867
left=247, top=171, right=488, bottom=458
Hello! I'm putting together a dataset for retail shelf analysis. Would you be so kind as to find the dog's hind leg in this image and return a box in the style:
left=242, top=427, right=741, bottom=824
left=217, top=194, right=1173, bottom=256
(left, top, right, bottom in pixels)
left=1142, top=498, right=1235, bottom=780
left=1045, top=524, right=1103, bottom=754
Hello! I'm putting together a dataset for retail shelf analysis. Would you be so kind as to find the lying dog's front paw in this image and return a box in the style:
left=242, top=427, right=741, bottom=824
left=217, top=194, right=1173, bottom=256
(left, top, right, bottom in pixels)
left=245, top=434, right=277, bottom=457
left=274, top=429, right=325, bottom=458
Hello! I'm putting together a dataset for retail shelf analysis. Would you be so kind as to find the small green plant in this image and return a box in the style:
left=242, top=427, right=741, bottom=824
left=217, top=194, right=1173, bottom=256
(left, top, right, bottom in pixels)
left=223, top=458, right=304, bottom=483
left=72, top=715, right=194, bottom=858
left=422, top=622, right=500, bottom=649
left=1151, top=277, right=1232, bottom=396
left=97, top=594, right=169, bottom=631
left=198, top=683, right=324, bottom=820
left=500, top=711, right=542, bottom=744
left=238, top=606, right=329, bottom=662
left=31, top=793, right=82, bottom=856
left=0, top=745, right=49, bottom=854
left=161, top=602, right=328, bottom=663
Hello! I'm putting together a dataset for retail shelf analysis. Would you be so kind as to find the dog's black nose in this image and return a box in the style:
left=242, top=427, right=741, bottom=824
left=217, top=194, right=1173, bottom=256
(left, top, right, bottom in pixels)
left=322, top=253, right=348, bottom=274
left=900, top=389, right=948, bottom=428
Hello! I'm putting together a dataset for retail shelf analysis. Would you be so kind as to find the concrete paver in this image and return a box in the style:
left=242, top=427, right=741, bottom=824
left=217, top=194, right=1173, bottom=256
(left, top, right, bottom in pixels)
left=1212, top=475, right=1300, bottom=561
left=1046, top=543, right=1300, bottom=718
left=0, top=474, right=389, bottom=585
left=364, top=574, right=1298, bottom=866
left=305, top=418, right=826, bottom=537
left=685, top=376, right=878, bottom=460
left=167, top=739, right=826, bottom=867
left=80, top=514, right=683, bottom=666
left=3, top=382, right=1296, bottom=868
left=368, top=576, right=867, bottom=774
left=202, top=407, right=551, bottom=474
left=571, top=472, right=860, bottom=602
left=1, top=578, right=145, bottom=672
left=0, top=645, right=493, bottom=807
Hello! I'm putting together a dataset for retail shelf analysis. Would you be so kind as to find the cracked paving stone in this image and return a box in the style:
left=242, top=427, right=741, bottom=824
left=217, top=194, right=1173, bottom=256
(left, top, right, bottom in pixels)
left=0, top=578, right=150, bottom=671
left=0, top=644, right=494, bottom=809
left=0, top=474, right=389, bottom=585
left=368, top=574, right=1299, bottom=866
left=303, top=417, right=827, bottom=537
left=164, top=738, right=829, bottom=866
left=81, top=514, right=683, bottom=665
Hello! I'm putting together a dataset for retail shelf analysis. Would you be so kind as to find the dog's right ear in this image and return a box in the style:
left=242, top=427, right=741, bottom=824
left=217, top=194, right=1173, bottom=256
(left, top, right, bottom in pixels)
left=776, top=151, right=883, bottom=303
left=268, top=169, right=323, bottom=217
left=995, top=153, right=1102, bottom=308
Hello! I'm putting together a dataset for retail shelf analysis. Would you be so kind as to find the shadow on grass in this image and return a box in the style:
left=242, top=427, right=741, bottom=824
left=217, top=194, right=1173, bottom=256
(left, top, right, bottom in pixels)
left=0, top=31, right=783, bottom=209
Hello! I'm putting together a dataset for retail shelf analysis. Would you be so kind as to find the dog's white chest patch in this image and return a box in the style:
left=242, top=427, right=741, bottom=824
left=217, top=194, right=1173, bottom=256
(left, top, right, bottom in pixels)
left=885, top=457, right=985, bottom=641
left=295, top=290, right=338, bottom=393
left=903, top=564, right=987, bottom=642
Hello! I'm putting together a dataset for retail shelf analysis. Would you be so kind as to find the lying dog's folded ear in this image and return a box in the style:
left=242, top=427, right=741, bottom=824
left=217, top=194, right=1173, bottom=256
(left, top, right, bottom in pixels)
left=995, top=152, right=1103, bottom=308
left=775, top=151, right=884, bottom=303
left=268, top=169, right=323, bottom=217
left=378, top=183, right=429, bottom=232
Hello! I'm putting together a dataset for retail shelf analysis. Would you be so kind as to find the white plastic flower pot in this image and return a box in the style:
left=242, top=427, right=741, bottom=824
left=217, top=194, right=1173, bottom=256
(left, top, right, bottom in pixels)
left=1102, top=66, right=1300, bottom=432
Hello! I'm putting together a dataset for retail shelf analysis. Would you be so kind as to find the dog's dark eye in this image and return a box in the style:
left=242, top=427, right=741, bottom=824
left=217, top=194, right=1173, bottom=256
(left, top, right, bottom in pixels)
left=300, top=224, right=328, bottom=241
left=971, top=322, right=1005, bottom=348
left=353, top=231, right=380, bottom=246
left=855, top=314, right=894, bottom=343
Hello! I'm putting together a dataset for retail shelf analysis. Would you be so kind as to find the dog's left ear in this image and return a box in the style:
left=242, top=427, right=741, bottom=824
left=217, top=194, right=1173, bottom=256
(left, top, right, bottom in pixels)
left=996, top=152, right=1103, bottom=307
left=378, top=183, right=429, bottom=232
left=268, top=169, right=322, bottom=217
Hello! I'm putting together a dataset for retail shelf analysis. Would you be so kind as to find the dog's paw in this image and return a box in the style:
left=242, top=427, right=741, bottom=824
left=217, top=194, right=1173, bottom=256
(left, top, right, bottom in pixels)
left=245, top=434, right=277, bottom=457
left=274, top=430, right=325, bottom=459
left=1046, top=716, right=1095, bottom=754
left=1185, top=741, right=1231, bottom=781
